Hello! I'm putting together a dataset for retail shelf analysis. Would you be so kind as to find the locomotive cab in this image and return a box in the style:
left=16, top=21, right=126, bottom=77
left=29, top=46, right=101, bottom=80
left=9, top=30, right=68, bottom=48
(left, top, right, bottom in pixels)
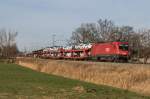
left=119, top=44, right=128, bottom=51
left=117, top=42, right=129, bottom=56
left=115, top=42, right=129, bottom=61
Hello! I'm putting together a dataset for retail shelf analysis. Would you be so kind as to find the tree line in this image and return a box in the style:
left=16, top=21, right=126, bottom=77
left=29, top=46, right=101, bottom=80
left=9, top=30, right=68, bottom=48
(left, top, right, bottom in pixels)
left=70, top=19, right=150, bottom=63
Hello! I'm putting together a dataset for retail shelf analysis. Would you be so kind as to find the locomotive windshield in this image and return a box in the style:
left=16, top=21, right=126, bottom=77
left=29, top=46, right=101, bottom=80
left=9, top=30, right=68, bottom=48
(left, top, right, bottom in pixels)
left=119, top=44, right=128, bottom=51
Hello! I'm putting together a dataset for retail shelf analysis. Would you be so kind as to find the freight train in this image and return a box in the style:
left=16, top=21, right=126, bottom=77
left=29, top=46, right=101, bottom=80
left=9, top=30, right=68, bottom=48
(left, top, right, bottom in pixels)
left=28, top=41, right=129, bottom=62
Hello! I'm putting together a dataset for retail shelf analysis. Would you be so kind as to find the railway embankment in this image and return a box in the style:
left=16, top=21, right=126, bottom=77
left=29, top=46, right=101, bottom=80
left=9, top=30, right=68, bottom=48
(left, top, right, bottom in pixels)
left=17, top=57, right=150, bottom=96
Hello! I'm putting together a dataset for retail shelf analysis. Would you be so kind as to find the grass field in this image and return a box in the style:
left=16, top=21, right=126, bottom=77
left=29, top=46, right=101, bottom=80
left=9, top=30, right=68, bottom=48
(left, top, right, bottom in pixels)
left=0, top=63, right=149, bottom=99
left=18, top=58, right=150, bottom=95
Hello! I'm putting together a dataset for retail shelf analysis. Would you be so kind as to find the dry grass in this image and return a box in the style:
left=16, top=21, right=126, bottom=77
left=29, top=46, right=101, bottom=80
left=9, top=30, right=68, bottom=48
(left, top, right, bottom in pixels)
left=17, top=58, right=150, bottom=95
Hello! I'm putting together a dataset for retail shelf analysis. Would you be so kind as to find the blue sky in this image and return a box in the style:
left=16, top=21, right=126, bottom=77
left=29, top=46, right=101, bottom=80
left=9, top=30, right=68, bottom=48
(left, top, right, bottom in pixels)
left=0, top=0, right=150, bottom=51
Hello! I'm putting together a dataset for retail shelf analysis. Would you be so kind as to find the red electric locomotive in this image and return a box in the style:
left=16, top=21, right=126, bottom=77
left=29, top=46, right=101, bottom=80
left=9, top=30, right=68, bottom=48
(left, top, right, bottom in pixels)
left=91, top=42, right=129, bottom=61
left=30, top=41, right=129, bottom=62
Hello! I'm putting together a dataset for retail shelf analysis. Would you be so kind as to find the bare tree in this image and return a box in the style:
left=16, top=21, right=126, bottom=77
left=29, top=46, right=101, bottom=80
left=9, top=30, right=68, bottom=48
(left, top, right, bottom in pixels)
left=139, top=29, right=150, bottom=63
left=97, top=19, right=116, bottom=42
left=0, top=29, right=18, bottom=58
left=70, top=19, right=117, bottom=45
left=70, top=23, right=98, bottom=45
left=128, top=29, right=150, bottom=63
